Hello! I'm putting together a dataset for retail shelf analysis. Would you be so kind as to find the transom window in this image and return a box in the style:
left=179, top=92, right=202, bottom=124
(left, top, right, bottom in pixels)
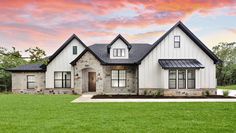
left=113, top=49, right=125, bottom=57
left=73, top=46, right=77, bottom=55
left=27, top=75, right=36, bottom=89
left=54, top=72, right=71, bottom=88
left=174, top=36, right=180, bottom=48
left=111, top=70, right=126, bottom=87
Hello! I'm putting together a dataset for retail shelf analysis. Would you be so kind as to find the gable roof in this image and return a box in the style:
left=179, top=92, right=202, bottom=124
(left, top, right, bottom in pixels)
left=107, top=34, right=132, bottom=53
left=71, top=43, right=152, bottom=65
left=47, top=34, right=87, bottom=64
left=138, top=21, right=221, bottom=64
left=6, top=63, right=45, bottom=72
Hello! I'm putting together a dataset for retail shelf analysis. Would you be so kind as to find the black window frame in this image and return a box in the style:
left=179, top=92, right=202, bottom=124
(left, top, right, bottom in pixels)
left=54, top=71, right=71, bottom=88
left=174, top=36, right=180, bottom=48
left=113, top=48, right=125, bottom=57
left=73, top=46, right=77, bottom=55
left=187, top=69, right=195, bottom=89
left=178, top=69, right=186, bottom=89
left=169, top=70, right=177, bottom=89
left=111, top=70, right=126, bottom=88
left=27, top=75, right=36, bottom=89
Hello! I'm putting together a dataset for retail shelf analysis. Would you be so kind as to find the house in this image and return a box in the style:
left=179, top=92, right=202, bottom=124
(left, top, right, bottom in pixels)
left=7, top=21, right=221, bottom=96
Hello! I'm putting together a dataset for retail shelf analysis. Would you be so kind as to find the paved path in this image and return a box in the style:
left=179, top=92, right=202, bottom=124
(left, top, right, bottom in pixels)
left=71, top=93, right=236, bottom=103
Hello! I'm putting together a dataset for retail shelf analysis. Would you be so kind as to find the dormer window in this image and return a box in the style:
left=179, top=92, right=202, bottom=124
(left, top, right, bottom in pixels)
left=174, top=36, right=180, bottom=48
left=113, top=48, right=125, bottom=57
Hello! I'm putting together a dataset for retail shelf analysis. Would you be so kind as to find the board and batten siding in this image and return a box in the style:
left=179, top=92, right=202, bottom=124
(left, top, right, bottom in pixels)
left=139, top=27, right=216, bottom=89
left=45, top=39, right=85, bottom=88
left=110, top=39, right=129, bottom=59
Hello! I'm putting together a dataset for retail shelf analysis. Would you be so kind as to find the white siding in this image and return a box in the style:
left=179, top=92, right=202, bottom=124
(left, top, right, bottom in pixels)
left=110, top=39, right=129, bottom=59
left=139, top=27, right=216, bottom=89
left=45, top=39, right=85, bottom=88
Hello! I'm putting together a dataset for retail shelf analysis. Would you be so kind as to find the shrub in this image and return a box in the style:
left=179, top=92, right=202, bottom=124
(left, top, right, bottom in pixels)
left=143, top=90, right=148, bottom=95
left=205, top=90, right=210, bottom=96
left=152, top=90, right=161, bottom=97
left=223, top=90, right=229, bottom=97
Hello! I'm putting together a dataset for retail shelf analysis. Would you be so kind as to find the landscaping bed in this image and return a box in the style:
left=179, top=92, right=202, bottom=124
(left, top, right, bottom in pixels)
left=92, top=95, right=236, bottom=99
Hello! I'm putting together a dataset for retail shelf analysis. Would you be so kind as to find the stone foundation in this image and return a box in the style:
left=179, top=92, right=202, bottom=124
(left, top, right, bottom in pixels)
left=139, top=88, right=217, bottom=97
left=12, top=88, right=78, bottom=94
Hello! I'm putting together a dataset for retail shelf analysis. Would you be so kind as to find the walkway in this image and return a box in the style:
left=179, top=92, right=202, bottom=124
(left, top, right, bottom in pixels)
left=71, top=93, right=236, bottom=103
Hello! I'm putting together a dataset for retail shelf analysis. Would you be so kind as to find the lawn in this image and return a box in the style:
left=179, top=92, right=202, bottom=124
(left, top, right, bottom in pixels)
left=0, top=94, right=235, bottom=133
left=217, top=84, right=236, bottom=90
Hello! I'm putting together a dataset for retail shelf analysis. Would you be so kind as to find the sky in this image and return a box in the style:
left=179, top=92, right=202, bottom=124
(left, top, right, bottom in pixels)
left=0, top=0, right=235, bottom=56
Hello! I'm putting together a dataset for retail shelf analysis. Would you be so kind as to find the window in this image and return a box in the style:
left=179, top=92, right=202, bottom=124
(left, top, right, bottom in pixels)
left=111, top=70, right=126, bottom=87
left=113, top=49, right=125, bottom=57
left=27, top=75, right=35, bottom=89
left=178, top=70, right=186, bottom=89
left=187, top=70, right=195, bottom=89
left=169, top=70, right=176, bottom=89
left=174, top=36, right=180, bottom=48
left=54, top=72, right=71, bottom=88
left=73, top=46, right=77, bottom=55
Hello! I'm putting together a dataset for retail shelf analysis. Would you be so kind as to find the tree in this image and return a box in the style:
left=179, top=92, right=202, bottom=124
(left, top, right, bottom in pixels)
left=213, top=42, right=236, bottom=86
left=0, top=47, right=27, bottom=90
left=25, top=47, right=46, bottom=63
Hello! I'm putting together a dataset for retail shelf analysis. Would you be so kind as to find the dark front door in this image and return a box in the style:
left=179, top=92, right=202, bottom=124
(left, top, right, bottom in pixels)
left=88, top=72, right=96, bottom=92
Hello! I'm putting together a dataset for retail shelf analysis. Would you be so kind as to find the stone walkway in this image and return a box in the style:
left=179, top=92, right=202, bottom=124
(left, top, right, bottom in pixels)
left=71, top=93, right=236, bottom=103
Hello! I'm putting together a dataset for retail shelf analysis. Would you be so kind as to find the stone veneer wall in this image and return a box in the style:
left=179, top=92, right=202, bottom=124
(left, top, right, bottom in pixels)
left=74, top=51, right=104, bottom=94
left=103, top=66, right=138, bottom=94
left=12, top=72, right=45, bottom=93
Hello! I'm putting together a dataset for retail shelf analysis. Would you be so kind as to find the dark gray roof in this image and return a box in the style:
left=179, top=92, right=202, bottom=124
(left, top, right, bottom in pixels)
left=87, top=43, right=152, bottom=65
left=6, top=64, right=45, bottom=72
left=158, top=59, right=204, bottom=69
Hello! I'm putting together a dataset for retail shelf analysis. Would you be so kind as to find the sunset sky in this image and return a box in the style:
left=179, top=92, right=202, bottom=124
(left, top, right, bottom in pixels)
left=0, top=0, right=236, bottom=56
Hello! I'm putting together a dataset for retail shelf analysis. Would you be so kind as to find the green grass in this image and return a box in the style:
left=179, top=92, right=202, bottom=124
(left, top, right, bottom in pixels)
left=0, top=94, right=235, bottom=133
left=218, top=84, right=236, bottom=90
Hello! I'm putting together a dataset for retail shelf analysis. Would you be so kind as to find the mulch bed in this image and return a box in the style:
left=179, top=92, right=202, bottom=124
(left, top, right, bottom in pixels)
left=92, top=95, right=236, bottom=99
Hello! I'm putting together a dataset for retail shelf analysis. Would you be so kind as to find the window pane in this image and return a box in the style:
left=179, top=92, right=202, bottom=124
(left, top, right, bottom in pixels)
left=178, top=80, right=186, bottom=89
left=55, top=80, right=62, bottom=88
left=169, top=80, right=176, bottom=89
left=188, top=80, right=195, bottom=89
left=119, top=80, right=126, bottom=87
left=119, top=70, right=126, bottom=79
left=169, top=70, right=176, bottom=79
left=121, top=49, right=125, bottom=57
left=188, top=70, right=195, bottom=79
left=73, top=46, right=77, bottom=55
left=27, top=76, right=35, bottom=82
left=112, top=80, right=118, bottom=87
left=28, top=82, right=35, bottom=89
left=55, top=72, right=62, bottom=79
left=113, top=49, right=117, bottom=57
left=174, top=42, right=180, bottom=48
left=112, top=70, right=118, bottom=79
left=63, top=72, right=71, bottom=80
left=187, top=70, right=195, bottom=89
left=174, top=36, right=180, bottom=41
left=117, top=49, right=121, bottom=56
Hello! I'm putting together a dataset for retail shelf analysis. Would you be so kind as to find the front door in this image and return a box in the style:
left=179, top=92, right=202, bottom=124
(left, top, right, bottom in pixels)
left=88, top=72, right=96, bottom=92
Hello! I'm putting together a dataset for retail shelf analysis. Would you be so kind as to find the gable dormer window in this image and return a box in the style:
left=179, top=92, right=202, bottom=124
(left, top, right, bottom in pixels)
left=174, top=36, right=180, bottom=48
left=113, top=48, right=125, bottom=57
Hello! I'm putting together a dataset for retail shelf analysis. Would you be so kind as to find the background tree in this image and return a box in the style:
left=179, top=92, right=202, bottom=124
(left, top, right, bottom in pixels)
left=25, top=47, right=46, bottom=63
left=0, top=47, right=27, bottom=90
left=213, top=42, right=236, bottom=86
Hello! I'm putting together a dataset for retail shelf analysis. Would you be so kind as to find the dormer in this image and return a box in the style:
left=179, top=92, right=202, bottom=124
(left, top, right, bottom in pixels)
left=107, top=34, right=132, bottom=59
